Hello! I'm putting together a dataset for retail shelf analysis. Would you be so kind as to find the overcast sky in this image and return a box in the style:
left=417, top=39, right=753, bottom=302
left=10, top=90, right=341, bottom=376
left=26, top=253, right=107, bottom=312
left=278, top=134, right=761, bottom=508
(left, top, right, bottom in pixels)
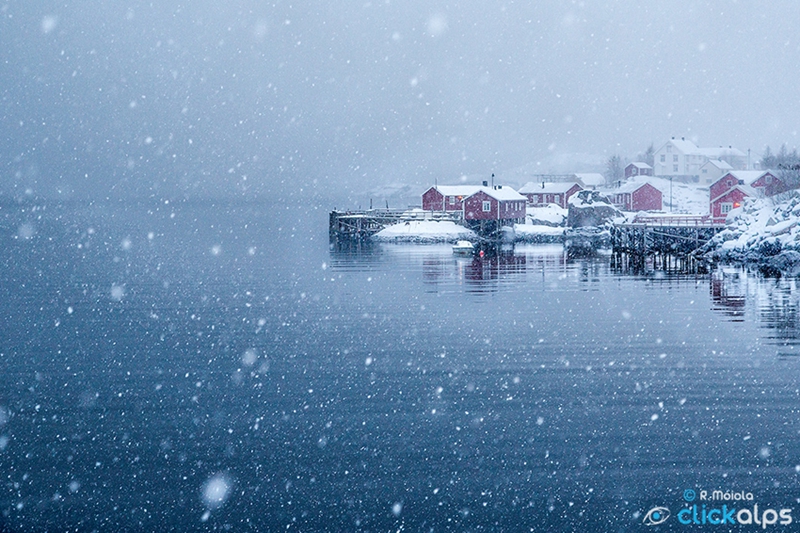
left=2, top=1, right=800, bottom=200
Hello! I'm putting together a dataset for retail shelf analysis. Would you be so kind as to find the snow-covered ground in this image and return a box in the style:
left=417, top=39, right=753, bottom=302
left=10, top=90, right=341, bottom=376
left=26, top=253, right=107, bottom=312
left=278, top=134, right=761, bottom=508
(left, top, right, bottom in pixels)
left=526, top=204, right=567, bottom=226
left=603, top=175, right=710, bottom=215
left=514, top=223, right=565, bottom=242
left=373, top=220, right=477, bottom=243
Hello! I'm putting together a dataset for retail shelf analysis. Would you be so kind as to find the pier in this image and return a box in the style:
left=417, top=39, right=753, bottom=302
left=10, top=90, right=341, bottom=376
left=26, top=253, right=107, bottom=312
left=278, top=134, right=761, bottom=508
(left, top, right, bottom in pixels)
left=329, top=209, right=461, bottom=240
left=611, top=215, right=724, bottom=256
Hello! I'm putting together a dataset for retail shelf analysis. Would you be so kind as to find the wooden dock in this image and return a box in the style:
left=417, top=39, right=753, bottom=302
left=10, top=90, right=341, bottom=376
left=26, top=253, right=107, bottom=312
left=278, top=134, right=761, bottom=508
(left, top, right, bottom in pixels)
left=611, top=215, right=725, bottom=256
left=329, top=209, right=461, bottom=240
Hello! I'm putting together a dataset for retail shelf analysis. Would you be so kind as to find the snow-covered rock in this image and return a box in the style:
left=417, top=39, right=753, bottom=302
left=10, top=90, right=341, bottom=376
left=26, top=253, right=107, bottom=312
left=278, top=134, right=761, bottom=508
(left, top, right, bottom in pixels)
left=703, top=192, right=800, bottom=268
left=567, top=190, right=621, bottom=228
left=526, top=204, right=567, bottom=227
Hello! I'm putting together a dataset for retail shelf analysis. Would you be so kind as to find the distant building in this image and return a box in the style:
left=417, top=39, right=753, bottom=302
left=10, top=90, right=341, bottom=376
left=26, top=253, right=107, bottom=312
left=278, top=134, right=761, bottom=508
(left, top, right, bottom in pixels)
left=698, top=159, right=733, bottom=185
left=463, top=186, right=527, bottom=225
left=607, top=182, right=662, bottom=212
left=654, top=137, right=747, bottom=180
left=518, top=182, right=583, bottom=208
left=624, top=162, right=653, bottom=179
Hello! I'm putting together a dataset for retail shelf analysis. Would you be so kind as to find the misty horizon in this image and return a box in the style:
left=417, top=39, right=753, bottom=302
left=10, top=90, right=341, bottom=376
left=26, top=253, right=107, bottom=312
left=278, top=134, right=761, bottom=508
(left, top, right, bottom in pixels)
left=3, top=1, right=800, bottom=201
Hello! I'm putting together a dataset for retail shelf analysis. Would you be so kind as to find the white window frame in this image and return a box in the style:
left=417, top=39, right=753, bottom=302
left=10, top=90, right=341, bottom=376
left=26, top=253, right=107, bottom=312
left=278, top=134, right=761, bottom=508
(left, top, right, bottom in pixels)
left=720, top=202, right=733, bottom=214
left=482, top=201, right=491, bottom=212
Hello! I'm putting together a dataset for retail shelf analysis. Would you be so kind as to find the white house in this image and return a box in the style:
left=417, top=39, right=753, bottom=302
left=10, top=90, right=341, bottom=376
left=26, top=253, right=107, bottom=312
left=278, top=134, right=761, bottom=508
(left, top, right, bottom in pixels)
left=698, top=159, right=733, bottom=185
left=654, top=137, right=747, bottom=179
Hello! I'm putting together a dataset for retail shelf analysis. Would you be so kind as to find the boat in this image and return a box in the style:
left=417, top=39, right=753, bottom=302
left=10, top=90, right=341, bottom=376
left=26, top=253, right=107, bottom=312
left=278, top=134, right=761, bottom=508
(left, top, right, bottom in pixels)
left=452, top=240, right=474, bottom=255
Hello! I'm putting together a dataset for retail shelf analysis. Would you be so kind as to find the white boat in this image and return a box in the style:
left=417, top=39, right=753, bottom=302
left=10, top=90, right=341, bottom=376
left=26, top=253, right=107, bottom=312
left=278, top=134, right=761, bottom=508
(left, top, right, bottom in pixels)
left=452, top=240, right=474, bottom=255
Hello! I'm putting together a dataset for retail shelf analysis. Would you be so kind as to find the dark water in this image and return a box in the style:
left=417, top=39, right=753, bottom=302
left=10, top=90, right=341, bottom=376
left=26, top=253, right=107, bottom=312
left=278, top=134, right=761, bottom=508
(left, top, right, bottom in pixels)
left=2, top=201, right=800, bottom=532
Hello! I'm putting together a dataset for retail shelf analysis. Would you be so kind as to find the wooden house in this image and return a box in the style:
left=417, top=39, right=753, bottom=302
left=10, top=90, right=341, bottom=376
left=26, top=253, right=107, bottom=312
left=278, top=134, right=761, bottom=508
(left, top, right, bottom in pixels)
left=607, top=182, right=662, bottom=212
left=422, top=185, right=481, bottom=212
left=463, top=186, right=527, bottom=224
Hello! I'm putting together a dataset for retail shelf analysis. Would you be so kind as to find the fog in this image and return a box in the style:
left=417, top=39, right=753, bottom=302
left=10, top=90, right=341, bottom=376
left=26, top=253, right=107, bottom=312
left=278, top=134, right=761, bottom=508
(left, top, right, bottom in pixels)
left=2, top=1, right=799, bottom=202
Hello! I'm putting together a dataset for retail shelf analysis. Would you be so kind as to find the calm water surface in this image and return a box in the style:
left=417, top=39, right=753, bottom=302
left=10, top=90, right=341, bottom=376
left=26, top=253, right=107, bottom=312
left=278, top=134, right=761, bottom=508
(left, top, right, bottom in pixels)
left=1, top=201, right=800, bottom=532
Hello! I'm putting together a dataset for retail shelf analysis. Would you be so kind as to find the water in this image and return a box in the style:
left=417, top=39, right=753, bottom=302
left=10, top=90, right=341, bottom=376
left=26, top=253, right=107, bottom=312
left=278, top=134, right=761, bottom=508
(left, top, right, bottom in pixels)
left=1, top=200, right=800, bottom=531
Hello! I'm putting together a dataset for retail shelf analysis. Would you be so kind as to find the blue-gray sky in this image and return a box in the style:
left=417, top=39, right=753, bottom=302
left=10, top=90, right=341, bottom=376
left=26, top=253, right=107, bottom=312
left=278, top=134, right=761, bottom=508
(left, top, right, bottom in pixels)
left=2, top=1, right=799, bottom=200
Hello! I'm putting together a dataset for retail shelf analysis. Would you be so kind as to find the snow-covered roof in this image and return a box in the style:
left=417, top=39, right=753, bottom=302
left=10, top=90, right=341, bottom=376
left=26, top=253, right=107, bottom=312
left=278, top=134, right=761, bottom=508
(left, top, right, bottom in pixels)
left=607, top=181, right=660, bottom=194
left=519, top=181, right=581, bottom=194
left=711, top=184, right=759, bottom=203
left=698, top=146, right=747, bottom=158
left=665, top=138, right=700, bottom=154
left=573, top=173, right=605, bottom=186
left=716, top=170, right=769, bottom=186
left=701, top=159, right=733, bottom=170
left=627, top=162, right=653, bottom=170
left=474, top=186, right=526, bottom=201
left=660, top=139, right=746, bottom=158
left=431, top=185, right=482, bottom=197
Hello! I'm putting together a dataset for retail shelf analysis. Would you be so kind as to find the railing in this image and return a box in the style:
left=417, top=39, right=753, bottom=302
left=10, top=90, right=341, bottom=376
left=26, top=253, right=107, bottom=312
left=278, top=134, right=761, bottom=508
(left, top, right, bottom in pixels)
left=627, top=215, right=722, bottom=227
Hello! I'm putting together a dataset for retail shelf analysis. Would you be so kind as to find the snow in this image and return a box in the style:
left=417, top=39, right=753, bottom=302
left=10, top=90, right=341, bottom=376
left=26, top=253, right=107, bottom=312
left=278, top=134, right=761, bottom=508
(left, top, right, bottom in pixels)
left=201, top=473, right=232, bottom=509
left=514, top=223, right=565, bottom=240
left=526, top=204, right=567, bottom=226
left=373, top=220, right=477, bottom=243
left=704, top=192, right=800, bottom=269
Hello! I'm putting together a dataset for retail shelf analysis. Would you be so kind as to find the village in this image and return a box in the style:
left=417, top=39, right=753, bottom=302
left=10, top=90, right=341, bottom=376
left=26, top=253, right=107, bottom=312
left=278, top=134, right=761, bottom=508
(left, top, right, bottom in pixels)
left=330, top=137, right=799, bottom=258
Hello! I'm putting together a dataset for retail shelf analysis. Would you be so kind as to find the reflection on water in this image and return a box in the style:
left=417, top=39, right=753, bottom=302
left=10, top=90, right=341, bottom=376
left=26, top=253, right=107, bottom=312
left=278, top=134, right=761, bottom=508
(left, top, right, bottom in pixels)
left=331, top=242, right=800, bottom=354
left=712, top=268, right=800, bottom=355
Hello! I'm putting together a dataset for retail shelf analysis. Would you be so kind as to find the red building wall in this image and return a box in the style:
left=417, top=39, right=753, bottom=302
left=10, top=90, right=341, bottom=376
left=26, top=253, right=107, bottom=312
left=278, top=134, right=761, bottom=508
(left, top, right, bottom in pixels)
left=422, top=188, right=469, bottom=211
left=422, top=188, right=444, bottom=211
left=631, top=183, right=662, bottom=211
left=464, top=191, right=526, bottom=222
left=750, top=172, right=788, bottom=197
left=710, top=173, right=740, bottom=202
left=525, top=184, right=582, bottom=208
left=464, top=191, right=498, bottom=220
left=711, top=188, right=749, bottom=223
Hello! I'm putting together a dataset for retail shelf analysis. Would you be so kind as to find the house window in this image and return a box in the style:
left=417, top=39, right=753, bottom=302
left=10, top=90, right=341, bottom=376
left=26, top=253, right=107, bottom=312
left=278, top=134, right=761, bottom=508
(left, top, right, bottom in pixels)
left=533, top=194, right=539, bottom=203
left=702, top=169, right=707, bottom=174
left=720, top=202, right=733, bottom=214
left=448, top=196, right=455, bottom=205
left=765, top=175, right=773, bottom=184
left=482, top=201, right=491, bottom=212
left=554, top=194, right=561, bottom=204
left=667, top=145, right=672, bottom=153
left=673, top=155, right=678, bottom=162
left=660, top=155, right=666, bottom=163
left=673, top=165, right=678, bottom=172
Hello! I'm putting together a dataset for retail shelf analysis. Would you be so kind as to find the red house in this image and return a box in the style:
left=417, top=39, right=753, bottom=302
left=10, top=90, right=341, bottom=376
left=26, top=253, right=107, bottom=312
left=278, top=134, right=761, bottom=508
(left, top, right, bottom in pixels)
left=422, top=185, right=481, bottom=212
left=708, top=170, right=790, bottom=224
left=518, top=182, right=583, bottom=208
left=624, top=162, right=654, bottom=179
left=710, top=185, right=753, bottom=224
left=749, top=171, right=789, bottom=197
left=608, top=182, right=662, bottom=212
left=463, top=186, right=527, bottom=224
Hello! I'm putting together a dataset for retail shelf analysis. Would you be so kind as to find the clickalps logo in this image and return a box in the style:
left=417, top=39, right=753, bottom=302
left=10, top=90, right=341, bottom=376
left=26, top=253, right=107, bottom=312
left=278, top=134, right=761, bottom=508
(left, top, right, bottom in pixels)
left=643, top=489, right=793, bottom=528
